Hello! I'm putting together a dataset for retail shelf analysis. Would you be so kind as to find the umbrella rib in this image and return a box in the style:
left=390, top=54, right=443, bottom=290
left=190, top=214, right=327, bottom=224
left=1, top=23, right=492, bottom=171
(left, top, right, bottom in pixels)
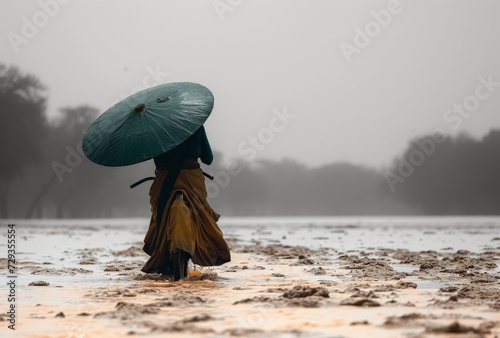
left=147, top=111, right=178, bottom=148
left=147, top=112, right=179, bottom=151
left=146, top=117, right=168, bottom=155
left=143, top=87, right=160, bottom=104
left=141, top=111, right=167, bottom=154
left=139, top=114, right=150, bottom=157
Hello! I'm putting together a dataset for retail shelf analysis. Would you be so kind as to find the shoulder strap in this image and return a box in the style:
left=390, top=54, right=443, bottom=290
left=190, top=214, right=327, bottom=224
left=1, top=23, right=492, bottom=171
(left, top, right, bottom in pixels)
left=155, top=143, right=188, bottom=235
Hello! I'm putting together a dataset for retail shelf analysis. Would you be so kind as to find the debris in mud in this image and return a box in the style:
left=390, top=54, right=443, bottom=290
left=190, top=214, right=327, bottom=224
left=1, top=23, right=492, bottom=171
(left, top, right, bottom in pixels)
left=104, top=266, right=120, bottom=272
left=439, top=286, right=458, bottom=293
left=383, top=313, right=426, bottom=327
left=396, top=280, right=417, bottom=289
left=470, top=274, right=497, bottom=284
left=282, top=286, right=329, bottom=299
left=234, top=295, right=324, bottom=308
left=372, top=285, right=397, bottom=292
left=432, top=298, right=465, bottom=309
left=176, top=314, right=213, bottom=324
left=31, top=267, right=93, bottom=275
left=238, top=265, right=266, bottom=270
left=419, top=262, right=436, bottom=270
left=319, top=280, right=337, bottom=286
left=340, top=298, right=380, bottom=307
left=441, top=267, right=467, bottom=274
left=286, top=299, right=323, bottom=308
left=136, top=289, right=160, bottom=294
left=134, top=273, right=177, bottom=281
left=94, top=301, right=160, bottom=320
left=340, top=255, right=405, bottom=281
left=308, top=267, right=326, bottom=275
left=236, top=243, right=329, bottom=260
left=89, top=288, right=137, bottom=298
left=350, top=320, right=370, bottom=326
left=290, top=258, right=315, bottom=266
left=79, top=258, right=98, bottom=265
left=425, top=321, right=486, bottom=334
left=456, top=285, right=500, bottom=309
left=234, top=286, right=330, bottom=308
left=234, top=296, right=272, bottom=305
left=222, top=328, right=264, bottom=337
left=267, top=288, right=288, bottom=293
left=458, top=285, right=496, bottom=300
left=233, top=286, right=251, bottom=290
left=349, top=290, right=378, bottom=299
left=147, top=322, right=215, bottom=334
left=29, top=281, right=50, bottom=286
left=112, top=246, right=145, bottom=257
left=155, top=292, right=207, bottom=306
left=271, top=273, right=285, bottom=277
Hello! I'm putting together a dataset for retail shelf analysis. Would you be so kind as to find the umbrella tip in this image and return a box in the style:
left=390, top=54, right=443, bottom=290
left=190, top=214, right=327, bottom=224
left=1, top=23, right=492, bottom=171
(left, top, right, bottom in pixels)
left=135, top=103, right=146, bottom=112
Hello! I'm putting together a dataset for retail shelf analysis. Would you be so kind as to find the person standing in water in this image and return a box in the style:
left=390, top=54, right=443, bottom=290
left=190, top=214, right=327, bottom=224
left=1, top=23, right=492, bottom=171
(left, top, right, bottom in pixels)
left=141, top=126, right=231, bottom=280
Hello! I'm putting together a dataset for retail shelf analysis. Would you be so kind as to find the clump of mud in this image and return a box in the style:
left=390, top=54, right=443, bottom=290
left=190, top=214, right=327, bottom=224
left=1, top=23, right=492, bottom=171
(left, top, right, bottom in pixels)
left=94, top=301, right=160, bottom=320
left=340, top=298, right=380, bottom=307
left=29, top=281, right=50, bottom=286
left=234, top=285, right=331, bottom=308
left=235, top=243, right=329, bottom=261
left=30, top=267, right=93, bottom=275
left=282, top=286, right=329, bottom=299
left=339, top=255, right=405, bottom=281
left=112, top=246, right=145, bottom=257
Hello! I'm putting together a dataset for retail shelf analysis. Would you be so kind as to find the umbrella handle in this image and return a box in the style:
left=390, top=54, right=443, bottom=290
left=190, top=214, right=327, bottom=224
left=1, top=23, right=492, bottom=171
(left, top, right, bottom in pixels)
left=202, top=171, right=214, bottom=180
left=130, top=177, right=155, bottom=189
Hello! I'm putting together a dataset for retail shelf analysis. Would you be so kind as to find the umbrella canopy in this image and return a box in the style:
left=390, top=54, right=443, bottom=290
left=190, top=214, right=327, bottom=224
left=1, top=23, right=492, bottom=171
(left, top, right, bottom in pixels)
left=82, top=82, right=214, bottom=167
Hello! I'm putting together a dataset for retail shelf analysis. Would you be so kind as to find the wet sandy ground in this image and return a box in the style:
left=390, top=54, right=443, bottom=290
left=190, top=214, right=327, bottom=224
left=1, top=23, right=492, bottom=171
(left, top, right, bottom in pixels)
left=0, top=218, right=499, bottom=338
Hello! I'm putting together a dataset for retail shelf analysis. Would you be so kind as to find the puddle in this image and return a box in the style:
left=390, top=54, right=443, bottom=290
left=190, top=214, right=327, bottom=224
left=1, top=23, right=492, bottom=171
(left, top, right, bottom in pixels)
left=403, top=276, right=457, bottom=290
left=413, top=281, right=449, bottom=290
left=392, top=264, right=419, bottom=273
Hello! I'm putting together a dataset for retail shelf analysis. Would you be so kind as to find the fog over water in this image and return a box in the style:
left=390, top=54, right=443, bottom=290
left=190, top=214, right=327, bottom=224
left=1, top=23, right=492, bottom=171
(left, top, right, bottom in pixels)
left=1, top=1, right=500, bottom=218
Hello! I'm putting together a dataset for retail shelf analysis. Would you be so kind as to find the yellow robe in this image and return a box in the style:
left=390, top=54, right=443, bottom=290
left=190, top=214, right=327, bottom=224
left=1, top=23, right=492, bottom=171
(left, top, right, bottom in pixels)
left=142, top=168, right=231, bottom=273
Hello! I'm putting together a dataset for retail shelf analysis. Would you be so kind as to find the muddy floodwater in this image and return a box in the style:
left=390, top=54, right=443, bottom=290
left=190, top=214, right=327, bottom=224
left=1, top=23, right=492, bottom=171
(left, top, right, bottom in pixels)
left=1, top=216, right=499, bottom=338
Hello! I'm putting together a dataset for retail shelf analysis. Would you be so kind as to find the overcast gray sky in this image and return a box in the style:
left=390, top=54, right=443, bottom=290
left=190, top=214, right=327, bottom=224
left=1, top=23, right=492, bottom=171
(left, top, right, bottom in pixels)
left=1, top=0, right=499, bottom=169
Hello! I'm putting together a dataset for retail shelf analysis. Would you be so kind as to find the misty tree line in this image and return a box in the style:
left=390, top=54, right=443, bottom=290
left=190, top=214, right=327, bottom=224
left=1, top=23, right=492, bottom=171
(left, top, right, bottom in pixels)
left=388, top=131, right=500, bottom=214
left=1, top=63, right=499, bottom=218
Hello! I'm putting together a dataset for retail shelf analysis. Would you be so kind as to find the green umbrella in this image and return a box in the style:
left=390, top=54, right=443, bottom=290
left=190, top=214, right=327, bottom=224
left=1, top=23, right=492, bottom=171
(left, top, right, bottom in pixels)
left=82, top=82, right=214, bottom=167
